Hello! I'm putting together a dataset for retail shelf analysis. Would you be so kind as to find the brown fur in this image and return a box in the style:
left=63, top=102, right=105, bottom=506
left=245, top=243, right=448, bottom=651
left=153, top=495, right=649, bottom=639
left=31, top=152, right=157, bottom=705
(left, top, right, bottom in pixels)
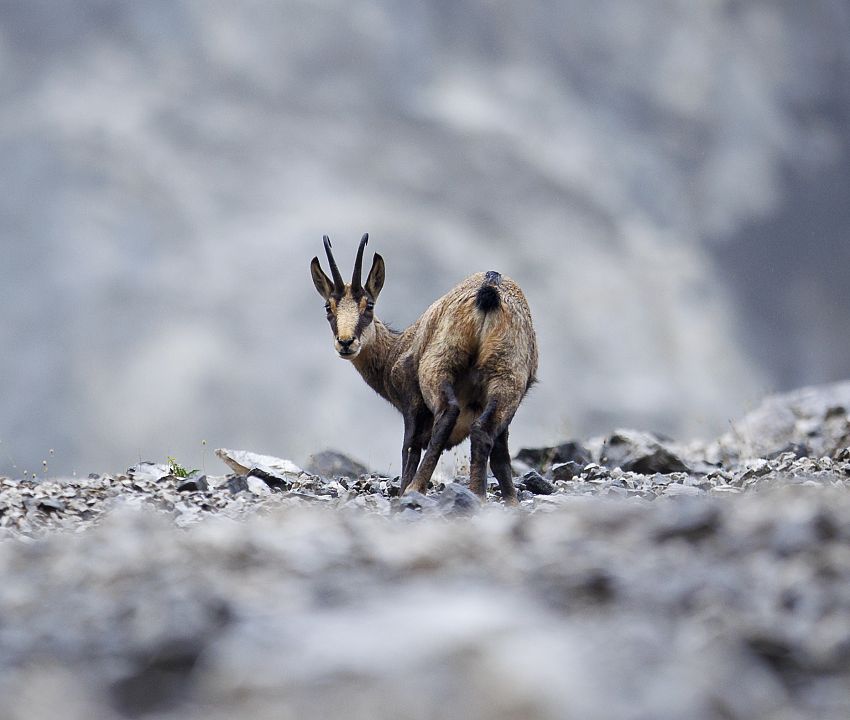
left=311, top=236, right=538, bottom=504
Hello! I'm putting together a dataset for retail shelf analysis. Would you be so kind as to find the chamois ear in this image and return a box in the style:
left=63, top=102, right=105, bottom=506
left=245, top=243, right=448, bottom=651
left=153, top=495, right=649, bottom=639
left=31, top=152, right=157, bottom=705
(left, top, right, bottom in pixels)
left=310, top=257, right=333, bottom=299
left=365, top=253, right=385, bottom=300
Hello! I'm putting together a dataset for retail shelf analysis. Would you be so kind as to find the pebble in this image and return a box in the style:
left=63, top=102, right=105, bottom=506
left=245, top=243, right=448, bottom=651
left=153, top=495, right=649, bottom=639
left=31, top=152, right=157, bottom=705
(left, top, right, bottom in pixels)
left=522, top=471, right=556, bottom=495
left=663, top=484, right=704, bottom=497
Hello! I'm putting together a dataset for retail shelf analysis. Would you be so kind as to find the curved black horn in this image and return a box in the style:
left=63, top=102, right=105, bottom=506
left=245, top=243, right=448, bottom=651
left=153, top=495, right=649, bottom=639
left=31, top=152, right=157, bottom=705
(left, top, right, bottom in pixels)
left=323, top=235, right=345, bottom=291
left=351, top=233, right=369, bottom=291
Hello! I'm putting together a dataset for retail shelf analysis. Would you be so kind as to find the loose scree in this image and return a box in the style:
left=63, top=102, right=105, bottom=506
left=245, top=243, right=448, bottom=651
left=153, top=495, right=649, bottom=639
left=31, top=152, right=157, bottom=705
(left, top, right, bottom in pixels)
left=310, top=234, right=538, bottom=504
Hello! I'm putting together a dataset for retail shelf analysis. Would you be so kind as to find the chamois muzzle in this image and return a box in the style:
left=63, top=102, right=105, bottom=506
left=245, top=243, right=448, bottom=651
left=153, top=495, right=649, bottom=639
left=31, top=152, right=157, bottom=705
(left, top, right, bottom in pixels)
left=335, top=334, right=361, bottom=358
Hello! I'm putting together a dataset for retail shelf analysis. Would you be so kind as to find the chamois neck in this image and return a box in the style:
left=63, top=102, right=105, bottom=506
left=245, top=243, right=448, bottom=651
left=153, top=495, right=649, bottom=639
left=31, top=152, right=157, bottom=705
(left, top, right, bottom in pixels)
left=351, top=319, right=405, bottom=403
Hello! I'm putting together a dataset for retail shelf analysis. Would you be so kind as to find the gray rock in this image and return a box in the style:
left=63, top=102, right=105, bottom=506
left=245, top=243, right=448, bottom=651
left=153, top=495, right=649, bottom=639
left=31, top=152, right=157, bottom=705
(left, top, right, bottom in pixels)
left=305, top=450, right=370, bottom=480
left=396, top=491, right=437, bottom=513
left=601, top=431, right=691, bottom=474
left=34, top=498, right=66, bottom=514
left=514, top=441, right=593, bottom=473
left=215, top=449, right=303, bottom=483
left=246, top=468, right=288, bottom=491
left=436, top=483, right=480, bottom=516
left=246, top=476, right=272, bottom=496
left=226, top=476, right=249, bottom=494
left=127, top=462, right=171, bottom=483
left=551, top=462, right=584, bottom=481
left=766, top=443, right=810, bottom=460
left=626, top=447, right=691, bottom=475
left=522, top=471, right=556, bottom=495
left=715, top=381, right=850, bottom=460
left=177, top=476, right=209, bottom=493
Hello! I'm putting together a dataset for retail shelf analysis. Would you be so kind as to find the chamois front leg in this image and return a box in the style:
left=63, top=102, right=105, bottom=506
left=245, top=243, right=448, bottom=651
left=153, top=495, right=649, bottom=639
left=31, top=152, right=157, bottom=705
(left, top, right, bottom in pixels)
left=404, top=382, right=460, bottom=495
left=399, top=406, right=428, bottom=495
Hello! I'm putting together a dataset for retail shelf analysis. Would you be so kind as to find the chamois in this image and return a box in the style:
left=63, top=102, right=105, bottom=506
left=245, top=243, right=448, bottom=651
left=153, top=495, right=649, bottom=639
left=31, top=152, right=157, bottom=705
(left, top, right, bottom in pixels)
left=310, top=234, right=538, bottom=503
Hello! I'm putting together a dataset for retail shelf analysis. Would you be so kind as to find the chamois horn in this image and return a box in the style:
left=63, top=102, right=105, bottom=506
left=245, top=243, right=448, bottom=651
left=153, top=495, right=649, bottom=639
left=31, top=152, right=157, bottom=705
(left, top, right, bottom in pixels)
left=351, top=233, right=369, bottom=292
left=323, top=235, right=345, bottom=291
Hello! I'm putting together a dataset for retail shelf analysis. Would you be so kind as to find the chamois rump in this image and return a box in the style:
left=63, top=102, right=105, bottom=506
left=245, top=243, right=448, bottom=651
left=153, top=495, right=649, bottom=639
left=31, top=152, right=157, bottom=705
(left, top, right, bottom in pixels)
left=310, top=234, right=538, bottom=504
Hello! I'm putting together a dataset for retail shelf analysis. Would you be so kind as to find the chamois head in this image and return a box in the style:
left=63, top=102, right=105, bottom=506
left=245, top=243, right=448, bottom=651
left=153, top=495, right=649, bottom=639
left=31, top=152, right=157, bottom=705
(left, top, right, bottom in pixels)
left=310, top=233, right=385, bottom=359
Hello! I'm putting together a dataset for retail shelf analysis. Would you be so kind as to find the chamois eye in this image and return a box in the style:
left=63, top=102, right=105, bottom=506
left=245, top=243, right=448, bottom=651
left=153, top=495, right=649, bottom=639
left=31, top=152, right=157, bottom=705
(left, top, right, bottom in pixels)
left=324, top=302, right=331, bottom=313
left=366, top=300, right=375, bottom=311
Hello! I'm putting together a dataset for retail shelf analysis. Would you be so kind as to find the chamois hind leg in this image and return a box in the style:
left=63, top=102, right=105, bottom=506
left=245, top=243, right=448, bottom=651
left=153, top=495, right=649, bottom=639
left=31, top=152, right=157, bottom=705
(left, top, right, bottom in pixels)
left=489, top=428, right=518, bottom=505
left=469, top=392, right=520, bottom=501
left=404, top=381, right=460, bottom=495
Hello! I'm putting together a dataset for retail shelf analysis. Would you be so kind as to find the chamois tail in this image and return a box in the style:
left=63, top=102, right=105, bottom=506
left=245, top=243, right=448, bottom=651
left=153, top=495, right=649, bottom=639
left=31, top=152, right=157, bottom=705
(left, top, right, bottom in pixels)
left=475, top=270, right=502, bottom=313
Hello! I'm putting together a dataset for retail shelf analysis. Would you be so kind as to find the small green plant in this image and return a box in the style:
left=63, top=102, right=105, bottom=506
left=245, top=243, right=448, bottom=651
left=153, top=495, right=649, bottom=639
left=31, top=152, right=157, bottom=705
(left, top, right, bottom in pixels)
left=167, top=456, right=198, bottom=478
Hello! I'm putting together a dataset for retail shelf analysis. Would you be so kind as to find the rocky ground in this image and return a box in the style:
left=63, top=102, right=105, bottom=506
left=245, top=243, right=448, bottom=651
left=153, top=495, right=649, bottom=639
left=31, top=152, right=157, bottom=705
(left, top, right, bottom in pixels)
left=2, top=382, right=850, bottom=720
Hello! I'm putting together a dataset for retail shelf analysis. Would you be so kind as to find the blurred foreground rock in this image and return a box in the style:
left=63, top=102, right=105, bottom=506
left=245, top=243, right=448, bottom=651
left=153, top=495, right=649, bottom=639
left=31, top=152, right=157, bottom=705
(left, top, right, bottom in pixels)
left=1, top=381, right=850, bottom=719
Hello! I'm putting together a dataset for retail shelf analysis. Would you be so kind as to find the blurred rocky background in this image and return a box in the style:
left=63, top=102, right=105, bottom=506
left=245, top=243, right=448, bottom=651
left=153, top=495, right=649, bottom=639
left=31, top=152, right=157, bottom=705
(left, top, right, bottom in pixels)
left=1, top=0, right=849, bottom=477
left=2, top=381, right=850, bottom=719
